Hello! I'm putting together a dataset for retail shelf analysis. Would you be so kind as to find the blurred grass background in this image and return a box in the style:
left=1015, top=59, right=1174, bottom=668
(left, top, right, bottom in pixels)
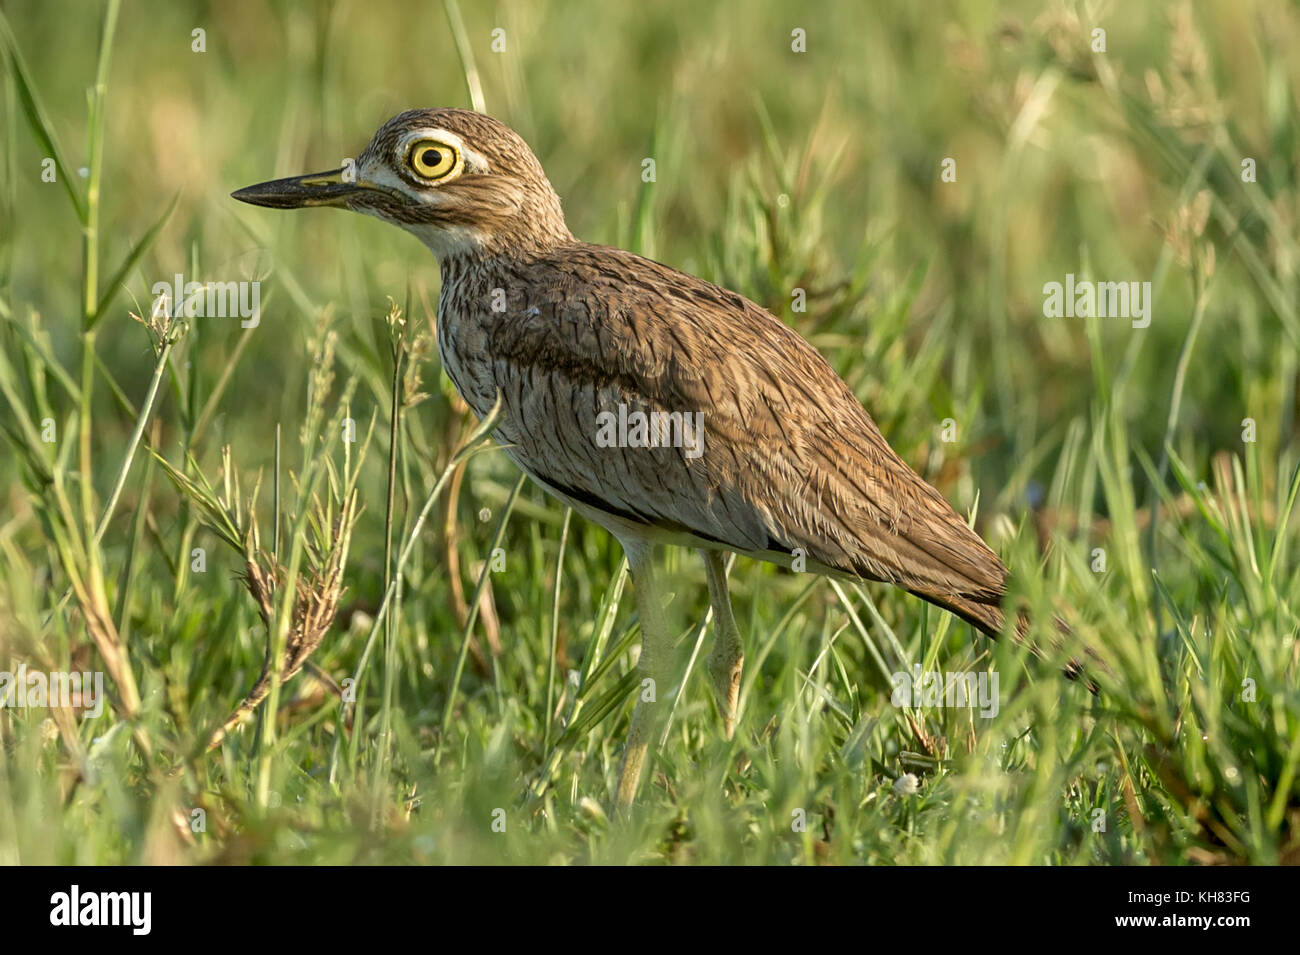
left=0, top=0, right=1297, bottom=864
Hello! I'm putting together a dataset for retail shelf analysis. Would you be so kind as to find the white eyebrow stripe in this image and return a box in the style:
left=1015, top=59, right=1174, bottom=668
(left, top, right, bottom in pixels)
left=399, top=128, right=490, bottom=174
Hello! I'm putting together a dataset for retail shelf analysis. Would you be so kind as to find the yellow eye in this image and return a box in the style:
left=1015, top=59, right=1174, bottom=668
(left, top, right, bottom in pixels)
left=408, top=140, right=459, bottom=180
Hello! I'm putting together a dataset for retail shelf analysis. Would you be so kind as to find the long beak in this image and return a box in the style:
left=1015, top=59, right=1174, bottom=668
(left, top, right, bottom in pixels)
left=231, top=168, right=370, bottom=209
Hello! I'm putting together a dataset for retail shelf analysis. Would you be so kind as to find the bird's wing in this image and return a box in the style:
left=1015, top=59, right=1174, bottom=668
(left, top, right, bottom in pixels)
left=481, top=243, right=1007, bottom=607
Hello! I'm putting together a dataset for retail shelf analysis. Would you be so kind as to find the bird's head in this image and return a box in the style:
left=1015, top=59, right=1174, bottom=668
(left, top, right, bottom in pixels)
left=233, top=108, right=572, bottom=260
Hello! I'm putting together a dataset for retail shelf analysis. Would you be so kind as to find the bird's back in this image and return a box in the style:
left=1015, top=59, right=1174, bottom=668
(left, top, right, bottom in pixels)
left=437, top=241, right=1010, bottom=635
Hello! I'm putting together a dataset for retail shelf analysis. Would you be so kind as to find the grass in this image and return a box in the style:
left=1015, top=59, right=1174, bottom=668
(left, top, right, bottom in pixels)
left=0, top=0, right=1297, bottom=865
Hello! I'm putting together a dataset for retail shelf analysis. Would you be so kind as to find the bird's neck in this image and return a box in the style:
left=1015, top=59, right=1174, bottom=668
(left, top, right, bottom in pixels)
left=436, top=232, right=575, bottom=285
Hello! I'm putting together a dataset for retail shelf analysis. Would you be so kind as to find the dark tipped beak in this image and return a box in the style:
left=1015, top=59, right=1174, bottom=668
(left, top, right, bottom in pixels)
left=231, top=168, right=367, bottom=209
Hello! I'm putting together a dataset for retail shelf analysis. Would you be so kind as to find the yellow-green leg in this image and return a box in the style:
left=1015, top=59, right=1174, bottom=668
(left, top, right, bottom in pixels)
left=615, top=540, right=672, bottom=808
left=702, top=548, right=744, bottom=740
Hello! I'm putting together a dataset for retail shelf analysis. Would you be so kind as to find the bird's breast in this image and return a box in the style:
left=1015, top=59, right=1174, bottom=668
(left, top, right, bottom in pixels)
left=436, top=277, right=502, bottom=421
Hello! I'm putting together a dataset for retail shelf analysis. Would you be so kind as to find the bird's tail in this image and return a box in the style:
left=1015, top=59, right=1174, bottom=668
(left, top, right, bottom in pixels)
left=907, top=587, right=1006, bottom=639
left=907, top=587, right=1109, bottom=693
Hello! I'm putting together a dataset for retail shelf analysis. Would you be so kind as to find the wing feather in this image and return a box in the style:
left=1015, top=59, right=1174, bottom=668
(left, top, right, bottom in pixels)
left=464, top=243, right=1007, bottom=611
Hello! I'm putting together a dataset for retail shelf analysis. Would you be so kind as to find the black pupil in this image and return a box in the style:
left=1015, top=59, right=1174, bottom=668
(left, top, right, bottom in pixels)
left=420, top=148, right=442, bottom=169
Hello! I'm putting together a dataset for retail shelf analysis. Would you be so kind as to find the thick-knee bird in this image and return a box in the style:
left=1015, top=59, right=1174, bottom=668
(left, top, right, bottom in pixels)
left=234, top=108, right=1029, bottom=806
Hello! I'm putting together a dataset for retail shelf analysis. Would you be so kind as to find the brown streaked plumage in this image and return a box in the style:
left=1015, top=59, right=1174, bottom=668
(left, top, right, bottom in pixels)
left=234, top=107, right=1036, bottom=807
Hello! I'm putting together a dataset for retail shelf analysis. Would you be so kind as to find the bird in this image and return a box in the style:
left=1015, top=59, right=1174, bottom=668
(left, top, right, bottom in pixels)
left=234, top=107, right=1038, bottom=806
